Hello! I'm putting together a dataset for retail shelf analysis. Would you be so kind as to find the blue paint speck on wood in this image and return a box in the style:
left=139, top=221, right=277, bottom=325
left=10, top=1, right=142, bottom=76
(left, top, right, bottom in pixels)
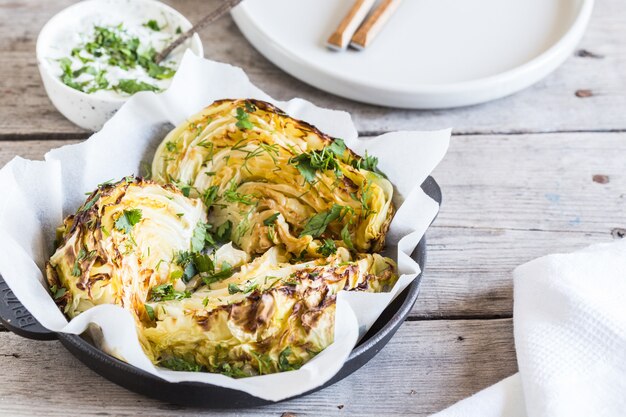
left=545, top=193, right=560, bottom=203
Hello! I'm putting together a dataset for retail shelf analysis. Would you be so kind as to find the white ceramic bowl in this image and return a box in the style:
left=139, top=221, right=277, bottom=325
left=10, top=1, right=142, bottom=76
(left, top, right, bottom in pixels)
left=37, top=0, right=203, bottom=131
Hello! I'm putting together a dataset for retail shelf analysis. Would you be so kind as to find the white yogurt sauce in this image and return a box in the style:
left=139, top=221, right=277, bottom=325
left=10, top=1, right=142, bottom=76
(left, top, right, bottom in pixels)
left=47, top=11, right=188, bottom=100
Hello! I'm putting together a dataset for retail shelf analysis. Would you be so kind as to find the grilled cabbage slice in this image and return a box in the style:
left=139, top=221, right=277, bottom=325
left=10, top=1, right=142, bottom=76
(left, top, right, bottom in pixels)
left=45, top=177, right=213, bottom=320
left=151, top=99, right=394, bottom=257
left=142, top=246, right=397, bottom=376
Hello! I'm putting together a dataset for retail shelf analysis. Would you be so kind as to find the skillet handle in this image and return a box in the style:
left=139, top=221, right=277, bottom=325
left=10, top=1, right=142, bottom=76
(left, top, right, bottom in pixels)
left=421, top=175, right=442, bottom=205
left=0, top=275, right=57, bottom=340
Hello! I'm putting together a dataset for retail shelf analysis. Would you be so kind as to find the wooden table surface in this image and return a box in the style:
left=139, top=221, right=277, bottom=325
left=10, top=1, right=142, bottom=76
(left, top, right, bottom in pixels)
left=0, top=0, right=624, bottom=415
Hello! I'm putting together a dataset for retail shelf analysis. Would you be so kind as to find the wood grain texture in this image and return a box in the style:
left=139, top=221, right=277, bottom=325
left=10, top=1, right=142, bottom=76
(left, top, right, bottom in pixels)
left=1, top=132, right=624, bottom=319
left=0, top=0, right=625, bottom=137
left=0, top=319, right=516, bottom=416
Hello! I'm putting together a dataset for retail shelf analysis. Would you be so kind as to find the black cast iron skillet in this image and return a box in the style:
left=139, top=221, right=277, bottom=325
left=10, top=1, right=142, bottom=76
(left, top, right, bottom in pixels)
left=0, top=177, right=441, bottom=408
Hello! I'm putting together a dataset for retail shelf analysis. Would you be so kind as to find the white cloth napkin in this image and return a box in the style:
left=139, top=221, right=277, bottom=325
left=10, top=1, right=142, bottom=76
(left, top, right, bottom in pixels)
left=433, top=240, right=626, bottom=417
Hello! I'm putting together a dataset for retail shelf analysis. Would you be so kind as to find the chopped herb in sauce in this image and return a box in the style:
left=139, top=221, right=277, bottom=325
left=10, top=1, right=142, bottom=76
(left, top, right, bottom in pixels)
left=56, top=23, right=177, bottom=95
left=143, top=20, right=161, bottom=31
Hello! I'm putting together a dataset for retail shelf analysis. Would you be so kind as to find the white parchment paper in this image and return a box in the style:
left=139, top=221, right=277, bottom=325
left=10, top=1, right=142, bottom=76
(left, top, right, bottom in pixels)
left=0, top=51, right=449, bottom=401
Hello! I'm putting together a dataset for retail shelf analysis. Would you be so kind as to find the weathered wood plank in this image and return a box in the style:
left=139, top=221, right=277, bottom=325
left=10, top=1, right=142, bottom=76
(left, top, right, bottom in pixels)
left=419, top=130, right=626, bottom=317
left=0, top=319, right=516, bottom=417
left=1, top=132, right=624, bottom=319
left=0, top=0, right=625, bottom=137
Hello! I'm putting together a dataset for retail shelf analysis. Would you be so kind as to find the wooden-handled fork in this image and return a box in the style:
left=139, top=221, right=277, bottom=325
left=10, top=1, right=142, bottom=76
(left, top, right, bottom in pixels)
left=350, top=0, right=403, bottom=50
left=327, top=0, right=403, bottom=52
left=327, top=0, right=377, bottom=51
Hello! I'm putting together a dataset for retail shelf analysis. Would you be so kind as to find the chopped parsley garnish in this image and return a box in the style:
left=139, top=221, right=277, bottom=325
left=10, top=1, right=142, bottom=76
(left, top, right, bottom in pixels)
left=143, top=20, right=161, bottom=31
left=223, top=180, right=256, bottom=205
left=282, top=276, right=298, bottom=286
left=228, top=281, right=257, bottom=295
left=341, top=223, right=354, bottom=250
left=202, top=262, right=234, bottom=286
left=228, top=283, right=241, bottom=294
left=352, top=151, right=387, bottom=178
left=250, top=351, right=273, bottom=375
left=148, top=283, right=190, bottom=302
left=159, top=357, right=203, bottom=372
left=355, top=181, right=376, bottom=218
left=289, top=147, right=341, bottom=183
left=49, top=285, right=67, bottom=300
left=317, top=239, right=337, bottom=257
left=299, top=204, right=346, bottom=238
left=191, top=222, right=214, bottom=252
left=114, top=208, right=142, bottom=234
left=218, top=362, right=248, bottom=378
left=244, top=101, right=257, bottom=113
left=144, top=303, right=155, bottom=320
left=114, top=79, right=159, bottom=94
left=77, top=191, right=100, bottom=213
left=235, top=107, right=254, bottom=130
left=215, top=221, right=232, bottom=243
left=72, top=247, right=96, bottom=277
left=328, top=138, right=346, bottom=157
left=278, top=346, right=302, bottom=371
left=263, top=212, right=280, bottom=226
left=165, top=141, right=177, bottom=152
left=175, top=250, right=214, bottom=283
left=201, top=185, right=219, bottom=209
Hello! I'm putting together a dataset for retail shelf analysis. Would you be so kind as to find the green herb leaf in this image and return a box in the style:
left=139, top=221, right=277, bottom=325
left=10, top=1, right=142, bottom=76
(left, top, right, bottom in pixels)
left=52, top=286, right=67, bottom=299
left=317, top=239, right=337, bottom=257
left=165, top=141, right=177, bottom=152
left=114, top=208, right=143, bottom=234
left=328, top=138, right=346, bottom=157
left=263, top=212, right=280, bottom=226
left=299, top=204, right=344, bottom=238
left=143, top=20, right=161, bottom=31
left=191, top=222, right=213, bottom=252
left=352, top=151, right=387, bottom=178
left=145, top=303, right=155, bottom=320
left=289, top=147, right=340, bottom=183
left=341, top=223, right=354, bottom=250
left=223, top=180, right=256, bottom=205
left=201, top=185, right=219, bottom=209
left=235, top=107, right=254, bottom=130
left=148, top=284, right=190, bottom=302
left=215, top=220, right=232, bottom=243
left=250, top=351, right=273, bottom=375
left=202, top=262, right=233, bottom=286
left=159, top=357, right=203, bottom=372
left=228, top=283, right=241, bottom=294
left=278, top=346, right=302, bottom=371
left=218, top=362, right=248, bottom=378
left=114, top=79, right=159, bottom=94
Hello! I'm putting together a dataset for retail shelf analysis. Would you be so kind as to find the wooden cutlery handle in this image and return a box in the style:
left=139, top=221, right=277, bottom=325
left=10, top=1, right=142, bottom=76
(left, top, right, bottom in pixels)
left=327, top=0, right=377, bottom=50
left=351, top=0, right=403, bottom=50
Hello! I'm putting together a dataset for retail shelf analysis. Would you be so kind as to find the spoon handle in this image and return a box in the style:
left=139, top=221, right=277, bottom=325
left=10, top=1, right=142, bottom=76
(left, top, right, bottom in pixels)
left=154, top=0, right=243, bottom=64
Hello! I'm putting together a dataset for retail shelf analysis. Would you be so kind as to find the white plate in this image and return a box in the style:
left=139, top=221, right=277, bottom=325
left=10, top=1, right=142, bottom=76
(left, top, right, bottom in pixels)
left=232, top=0, right=593, bottom=109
